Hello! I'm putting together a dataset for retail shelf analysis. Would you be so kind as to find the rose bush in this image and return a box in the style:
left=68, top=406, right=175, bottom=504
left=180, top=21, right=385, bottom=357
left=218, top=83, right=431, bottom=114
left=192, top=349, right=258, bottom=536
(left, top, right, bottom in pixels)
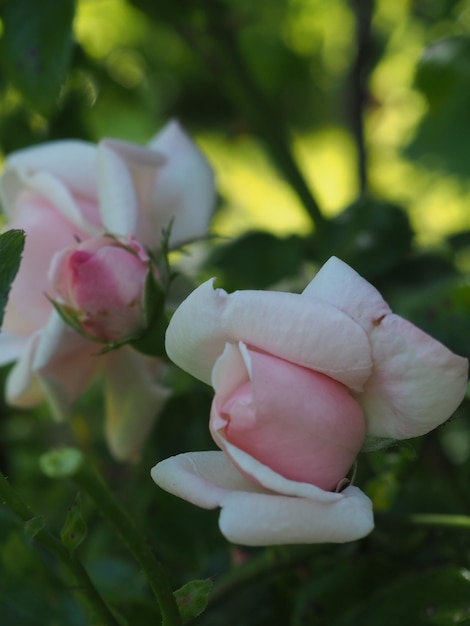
left=152, top=257, right=468, bottom=545
left=0, top=121, right=215, bottom=460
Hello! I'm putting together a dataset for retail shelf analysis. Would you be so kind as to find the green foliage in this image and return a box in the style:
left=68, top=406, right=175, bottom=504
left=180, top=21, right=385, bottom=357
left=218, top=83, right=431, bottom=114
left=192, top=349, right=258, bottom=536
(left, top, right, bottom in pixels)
left=0, top=229, right=24, bottom=326
left=174, top=578, right=213, bottom=623
left=60, top=494, right=87, bottom=553
left=0, top=0, right=75, bottom=114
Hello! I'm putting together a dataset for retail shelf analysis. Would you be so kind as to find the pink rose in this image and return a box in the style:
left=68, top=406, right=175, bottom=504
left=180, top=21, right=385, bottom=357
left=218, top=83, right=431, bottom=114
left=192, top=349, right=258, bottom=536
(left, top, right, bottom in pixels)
left=50, top=235, right=150, bottom=344
left=151, top=257, right=468, bottom=545
left=0, top=121, right=215, bottom=460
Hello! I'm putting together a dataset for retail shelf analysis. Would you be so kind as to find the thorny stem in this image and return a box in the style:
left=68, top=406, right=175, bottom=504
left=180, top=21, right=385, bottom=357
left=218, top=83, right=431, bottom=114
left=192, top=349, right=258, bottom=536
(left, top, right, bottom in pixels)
left=0, top=472, right=120, bottom=626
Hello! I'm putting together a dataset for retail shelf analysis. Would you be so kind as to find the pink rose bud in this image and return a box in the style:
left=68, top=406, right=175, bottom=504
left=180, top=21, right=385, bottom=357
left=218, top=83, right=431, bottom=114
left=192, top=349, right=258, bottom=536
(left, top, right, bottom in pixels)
left=210, top=344, right=366, bottom=491
left=49, top=235, right=150, bottom=344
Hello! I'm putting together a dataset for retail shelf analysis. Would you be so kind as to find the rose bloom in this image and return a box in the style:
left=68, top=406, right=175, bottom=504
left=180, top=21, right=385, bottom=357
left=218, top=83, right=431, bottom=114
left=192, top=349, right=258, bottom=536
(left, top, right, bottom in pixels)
left=50, top=235, right=151, bottom=344
left=0, top=121, right=215, bottom=460
left=152, top=257, right=468, bottom=545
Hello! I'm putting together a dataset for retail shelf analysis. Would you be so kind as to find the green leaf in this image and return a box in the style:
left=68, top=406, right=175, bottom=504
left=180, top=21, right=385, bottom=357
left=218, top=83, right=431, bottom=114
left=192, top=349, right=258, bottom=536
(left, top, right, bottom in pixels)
left=24, top=516, right=44, bottom=539
left=336, top=568, right=470, bottom=626
left=309, top=198, right=413, bottom=281
left=174, top=578, right=213, bottom=624
left=60, top=494, right=87, bottom=554
left=0, top=0, right=76, bottom=114
left=39, top=447, right=84, bottom=479
left=207, top=231, right=305, bottom=291
left=0, top=229, right=25, bottom=327
left=406, top=36, right=470, bottom=178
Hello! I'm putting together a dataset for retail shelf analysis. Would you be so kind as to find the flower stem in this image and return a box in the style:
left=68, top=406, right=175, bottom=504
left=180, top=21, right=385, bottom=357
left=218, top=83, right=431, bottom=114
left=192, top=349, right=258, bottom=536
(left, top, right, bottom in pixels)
left=0, top=472, right=120, bottom=626
left=69, top=455, right=182, bottom=626
left=378, top=512, right=470, bottom=531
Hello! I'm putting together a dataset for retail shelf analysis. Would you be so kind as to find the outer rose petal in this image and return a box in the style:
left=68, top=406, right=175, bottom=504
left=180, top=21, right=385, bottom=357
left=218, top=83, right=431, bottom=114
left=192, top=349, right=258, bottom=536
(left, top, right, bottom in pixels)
left=359, top=314, right=468, bottom=439
left=165, top=279, right=373, bottom=391
left=0, top=332, right=29, bottom=366
left=5, top=333, right=43, bottom=407
left=97, top=140, right=165, bottom=239
left=302, top=256, right=391, bottom=332
left=0, top=141, right=98, bottom=214
left=145, top=120, right=215, bottom=248
left=151, top=452, right=374, bottom=545
left=3, top=193, right=88, bottom=335
left=31, top=312, right=101, bottom=420
left=104, top=348, right=170, bottom=461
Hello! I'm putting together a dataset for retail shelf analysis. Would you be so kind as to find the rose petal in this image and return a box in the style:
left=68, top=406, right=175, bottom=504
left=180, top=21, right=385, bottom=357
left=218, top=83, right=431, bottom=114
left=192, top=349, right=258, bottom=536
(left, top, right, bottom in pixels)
left=4, top=193, right=87, bottom=335
left=218, top=485, right=374, bottom=545
left=214, top=438, right=344, bottom=503
left=151, top=451, right=374, bottom=545
left=165, top=279, right=373, bottom=391
left=303, top=256, right=391, bottom=332
left=97, top=140, right=165, bottom=239
left=145, top=120, right=215, bottom=248
left=359, top=314, right=468, bottom=439
left=32, top=312, right=100, bottom=419
left=151, top=451, right=264, bottom=509
left=5, top=333, right=43, bottom=407
left=0, top=332, right=29, bottom=366
left=104, top=348, right=170, bottom=461
left=211, top=342, right=365, bottom=490
left=0, top=141, right=98, bottom=214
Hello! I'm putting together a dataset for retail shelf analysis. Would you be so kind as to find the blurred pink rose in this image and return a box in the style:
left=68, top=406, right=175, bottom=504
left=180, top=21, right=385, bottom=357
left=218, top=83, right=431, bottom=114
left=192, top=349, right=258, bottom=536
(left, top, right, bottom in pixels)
left=0, top=121, right=215, bottom=460
left=152, top=257, right=468, bottom=545
left=50, top=235, right=150, bottom=344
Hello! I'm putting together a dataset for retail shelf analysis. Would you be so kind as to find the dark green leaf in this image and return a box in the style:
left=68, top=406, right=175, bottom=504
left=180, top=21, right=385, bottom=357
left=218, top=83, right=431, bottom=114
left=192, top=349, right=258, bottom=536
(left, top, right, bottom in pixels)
left=336, top=568, right=470, bottom=626
left=0, top=0, right=76, bottom=114
left=207, top=231, right=305, bottom=291
left=24, top=515, right=44, bottom=539
left=309, top=198, right=413, bottom=280
left=174, top=578, right=213, bottom=624
left=60, top=494, right=87, bottom=553
left=0, top=229, right=25, bottom=327
left=406, top=36, right=470, bottom=177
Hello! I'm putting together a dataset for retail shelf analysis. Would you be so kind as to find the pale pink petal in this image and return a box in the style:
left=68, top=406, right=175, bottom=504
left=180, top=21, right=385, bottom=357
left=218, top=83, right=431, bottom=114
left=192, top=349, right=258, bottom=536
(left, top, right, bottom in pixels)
left=0, top=141, right=98, bottom=214
left=32, top=312, right=101, bottom=419
left=104, top=348, right=171, bottom=461
left=97, top=140, right=164, bottom=239
left=211, top=342, right=365, bottom=490
left=165, top=279, right=372, bottom=391
left=145, top=120, right=215, bottom=248
left=359, top=314, right=468, bottom=439
left=213, top=438, right=343, bottom=503
left=303, top=257, right=391, bottom=332
left=5, top=333, right=43, bottom=407
left=151, top=452, right=374, bottom=545
left=3, top=193, right=87, bottom=335
left=151, top=451, right=264, bottom=510
left=219, top=485, right=374, bottom=545
left=0, top=332, right=29, bottom=366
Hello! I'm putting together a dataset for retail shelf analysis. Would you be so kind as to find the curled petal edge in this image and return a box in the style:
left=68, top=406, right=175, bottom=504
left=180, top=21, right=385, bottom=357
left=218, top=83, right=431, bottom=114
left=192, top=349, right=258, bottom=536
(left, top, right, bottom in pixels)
left=151, top=451, right=374, bottom=545
left=165, top=279, right=373, bottom=392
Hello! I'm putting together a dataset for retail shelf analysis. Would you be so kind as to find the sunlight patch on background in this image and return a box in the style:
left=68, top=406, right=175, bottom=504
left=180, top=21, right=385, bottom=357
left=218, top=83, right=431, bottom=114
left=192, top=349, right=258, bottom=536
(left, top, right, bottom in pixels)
left=75, top=0, right=147, bottom=59
left=199, top=128, right=357, bottom=238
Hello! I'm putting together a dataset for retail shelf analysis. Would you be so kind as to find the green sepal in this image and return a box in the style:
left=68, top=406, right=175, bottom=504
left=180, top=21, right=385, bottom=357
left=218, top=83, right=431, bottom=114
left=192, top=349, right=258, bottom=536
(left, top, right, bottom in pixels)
left=174, top=578, right=213, bottom=624
left=60, top=494, right=87, bottom=554
left=128, top=266, right=168, bottom=357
